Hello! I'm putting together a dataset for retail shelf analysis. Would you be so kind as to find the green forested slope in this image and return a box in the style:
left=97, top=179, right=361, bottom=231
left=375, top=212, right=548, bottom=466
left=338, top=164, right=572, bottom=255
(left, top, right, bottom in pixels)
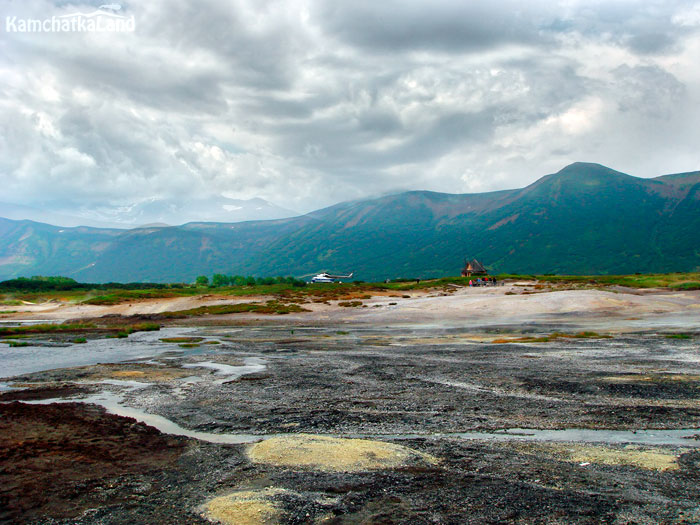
left=1, top=163, right=698, bottom=282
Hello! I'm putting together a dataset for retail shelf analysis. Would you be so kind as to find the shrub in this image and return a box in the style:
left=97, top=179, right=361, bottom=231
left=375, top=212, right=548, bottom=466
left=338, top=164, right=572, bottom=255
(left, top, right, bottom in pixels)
left=670, top=282, right=700, bottom=291
left=5, top=340, right=31, bottom=347
left=338, top=300, right=363, bottom=307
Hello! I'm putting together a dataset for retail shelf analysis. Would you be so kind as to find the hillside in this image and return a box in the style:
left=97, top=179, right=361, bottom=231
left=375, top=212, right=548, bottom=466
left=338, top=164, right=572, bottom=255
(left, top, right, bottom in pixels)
left=1, top=163, right=699, bottom=282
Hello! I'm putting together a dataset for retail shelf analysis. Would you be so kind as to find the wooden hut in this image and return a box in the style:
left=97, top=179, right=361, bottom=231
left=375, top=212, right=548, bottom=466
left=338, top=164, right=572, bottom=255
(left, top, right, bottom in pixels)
left=461, top=259, right=487, bottom=277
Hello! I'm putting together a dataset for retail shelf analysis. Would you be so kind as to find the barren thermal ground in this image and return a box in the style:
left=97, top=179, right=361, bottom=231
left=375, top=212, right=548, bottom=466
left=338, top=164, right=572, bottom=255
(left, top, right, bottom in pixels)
left=2, top=285, right=700, bottom=523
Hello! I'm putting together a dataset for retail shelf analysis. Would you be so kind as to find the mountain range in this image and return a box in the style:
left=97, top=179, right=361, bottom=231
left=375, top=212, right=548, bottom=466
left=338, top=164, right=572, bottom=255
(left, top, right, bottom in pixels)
left=1, top=162, right=699, bottom=282
left=0, top=196, right=296, bottom=229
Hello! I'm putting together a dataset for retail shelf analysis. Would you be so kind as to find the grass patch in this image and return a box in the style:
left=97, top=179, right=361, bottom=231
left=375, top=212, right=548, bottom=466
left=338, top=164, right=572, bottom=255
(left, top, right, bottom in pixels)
left=80, top=289, right=185, bottom=305
left=492, top=332, right=612, bottom=344
left=107, top=332, right=130, bottom=339
left=129, top=322, right=160, bottom=332
left=669, top=282, right=700, bottom=291
left=160, top=336, right=204, bottom=343
left=80, top=295, right=124, bottom=305
left=73, top=337, right=87, bottom=344
left=159, top=302, right=310, bottom=318
left=0, top=300, right=23, bottom=306
left=0, top=310, right=17, bottom=314
left=178, top=343, right=200, bottom=348
left=522, top=272, right=700, bottom=289
left=3, top=340, right=31, bottom=347
left=338, top=300, right=363, bottom=307
left=665, top=333, right=693, bottom=339
left=0, top=321, right=159, bottom=338
left=0, top=323, right=96, bottom=337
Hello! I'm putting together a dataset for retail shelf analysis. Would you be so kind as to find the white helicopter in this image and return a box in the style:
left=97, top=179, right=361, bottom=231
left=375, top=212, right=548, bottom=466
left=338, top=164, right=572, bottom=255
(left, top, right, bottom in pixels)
left=309, top=271, right=354, bottom=283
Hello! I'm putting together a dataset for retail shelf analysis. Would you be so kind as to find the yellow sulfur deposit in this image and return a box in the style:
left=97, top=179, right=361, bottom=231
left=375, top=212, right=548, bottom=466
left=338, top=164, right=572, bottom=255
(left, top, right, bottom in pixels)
left=247, top=434, right=439, bottom=472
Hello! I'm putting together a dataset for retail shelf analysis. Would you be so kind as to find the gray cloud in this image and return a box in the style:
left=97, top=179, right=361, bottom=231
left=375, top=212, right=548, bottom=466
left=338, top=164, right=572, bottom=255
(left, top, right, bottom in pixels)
left=314, top=0, right=553, bottom=53
left=0, top=0, right=699, bottom=219
left=612, top=64, right=686, bottom=117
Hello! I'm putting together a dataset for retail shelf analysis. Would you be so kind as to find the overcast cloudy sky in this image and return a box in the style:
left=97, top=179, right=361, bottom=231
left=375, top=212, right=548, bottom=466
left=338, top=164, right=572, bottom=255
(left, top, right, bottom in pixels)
left=1, top=0, right=700, bottom=218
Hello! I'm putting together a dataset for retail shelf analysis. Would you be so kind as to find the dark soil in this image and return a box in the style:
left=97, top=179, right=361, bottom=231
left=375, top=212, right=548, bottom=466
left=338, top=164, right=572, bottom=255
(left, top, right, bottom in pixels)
left=0, top=384, right=95, bottom=401
left=0, top=402, right=186, bottom=523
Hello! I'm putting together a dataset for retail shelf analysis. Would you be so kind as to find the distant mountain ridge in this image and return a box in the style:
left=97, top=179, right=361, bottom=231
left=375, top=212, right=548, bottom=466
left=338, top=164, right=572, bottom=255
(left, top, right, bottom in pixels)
left=0, top=196, right=297, bottom=229
left=1, top=162, right=699, bottom=282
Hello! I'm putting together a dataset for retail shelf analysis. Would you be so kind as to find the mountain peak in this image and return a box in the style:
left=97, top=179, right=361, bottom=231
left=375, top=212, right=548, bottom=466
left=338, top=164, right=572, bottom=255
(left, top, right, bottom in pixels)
left=555, top=162, right=627, bottom=177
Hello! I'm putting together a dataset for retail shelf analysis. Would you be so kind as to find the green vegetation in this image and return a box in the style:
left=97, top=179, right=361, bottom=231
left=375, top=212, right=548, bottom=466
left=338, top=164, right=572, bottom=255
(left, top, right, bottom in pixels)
left=81, top=295, right=128, bottom=305
left=73, top=337, right=87, bottom=344
left=492, top=332, right=612, bottom=344
left=0, top=322, right=159, bottom=338
left=507, top=273, right=700, bottom=289
left=3, top=340, right=31, bottom=347
left=80, top=289, right=182, bottom=305
left=159, top=301, right=310, bottom=318
left=178, top=343, right=200, bottom=348
left=207, top=274, right=306, bottom=288
left=0, top=323, right=95, bottom=337
left=0, top=272, right=699, bottom=311
left=664, top=333, right=693, bottom=339
left=0, top=276, right=174, bottom=292
left=108, top=332, right=130, bottom=339
left=160, top=337, right=205, bottom=343
left=669, top=282, right=700, bottom=290
left=0, top=274, right=309, bottom=306
left=338, top=300, right=363, bottom=307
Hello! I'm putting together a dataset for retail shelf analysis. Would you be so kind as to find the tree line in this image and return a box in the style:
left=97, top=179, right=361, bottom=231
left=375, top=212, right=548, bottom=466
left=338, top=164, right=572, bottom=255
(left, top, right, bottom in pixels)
left=195, top=274, right=306, bottom=287
left=0, top=274, right=307, bottom=291
left=0, top=276, right=171, bottom=292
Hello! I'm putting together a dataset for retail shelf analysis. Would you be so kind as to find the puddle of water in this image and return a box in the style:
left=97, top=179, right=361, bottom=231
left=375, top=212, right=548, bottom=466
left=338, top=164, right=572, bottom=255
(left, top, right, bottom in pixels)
left=0, top=319, right=55, bottom=325
left=0, top=327, right=199, bottom=379
left=355, top=428, right=700, bottom=447
left=450, top=427, right=700, bottom=447
left=182, top=357, right=266, bottom=383
left=98, top=379, right=153, bottom=390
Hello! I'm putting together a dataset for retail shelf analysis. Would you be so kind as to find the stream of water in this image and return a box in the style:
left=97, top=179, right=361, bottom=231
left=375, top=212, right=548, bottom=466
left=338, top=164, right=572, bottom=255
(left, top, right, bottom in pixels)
left=21, top=390, right=700, bottom=448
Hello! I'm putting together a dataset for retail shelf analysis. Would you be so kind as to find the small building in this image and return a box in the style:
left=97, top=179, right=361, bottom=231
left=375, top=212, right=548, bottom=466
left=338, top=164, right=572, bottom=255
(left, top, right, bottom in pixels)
left=461, top=259, right=487, bottom=277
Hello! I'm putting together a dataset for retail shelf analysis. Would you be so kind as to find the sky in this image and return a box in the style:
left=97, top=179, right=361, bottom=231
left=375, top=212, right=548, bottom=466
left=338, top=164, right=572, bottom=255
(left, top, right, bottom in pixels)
left=1, top=0, right=700, bottom=219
